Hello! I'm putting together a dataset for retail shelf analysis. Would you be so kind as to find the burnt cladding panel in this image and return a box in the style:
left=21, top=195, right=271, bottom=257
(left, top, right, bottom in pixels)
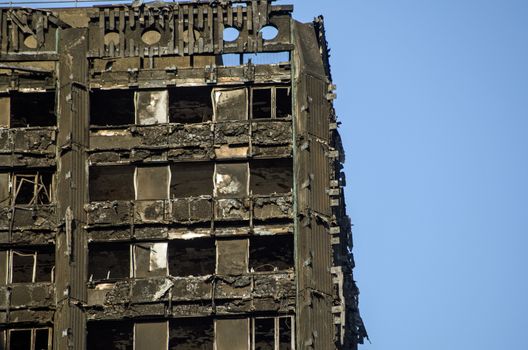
left=311, top=140, right=330, bottom=215
left=293, top=21, right=336, bottom=349
left=57, top=27, right=90, bottom=350
left=306, top=75, right=329, bottom=140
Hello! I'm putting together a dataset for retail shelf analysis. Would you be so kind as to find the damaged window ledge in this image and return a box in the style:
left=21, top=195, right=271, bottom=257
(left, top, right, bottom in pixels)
left=86, top=273, right=295, bottom=301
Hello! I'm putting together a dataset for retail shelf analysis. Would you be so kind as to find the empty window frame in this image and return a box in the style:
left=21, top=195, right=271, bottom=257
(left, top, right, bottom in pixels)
left=169, top=317, right=214, bottom=350
left=215, top=317, right=293, bottom=350
left=168, top=238, right=215, bottom=277
left=8, top=171, right=53, bottom=205
left=8, top=246, right=55, bottom=283
left=251, top=86, right=291, bottom=119
left=133, top=242, right=168, bottom=278
left=90, top=89, right=135, bottom=126
left=7, top=91, right=56, bottom=128
left=250, top=159, right=293, bottom=195
left=249, top=235, right=294, bottom=273
left=214, top=163, right=249, bottom=198
left=87, top=321, right=133, bottom=350
left=88, top=243, right=130, bottom=281
left=170, top=163, right=214, bottom=198
left=89, top=165, right=135, bottom=201
left=7, top=327, right=52, bottom=350
left=220, top=52, right=291, bottom=67
left=242, top=52, right=291, bottom=65
left=169, top=86, right=214, bottom=124
left=252, top=316, right=293, bottom=350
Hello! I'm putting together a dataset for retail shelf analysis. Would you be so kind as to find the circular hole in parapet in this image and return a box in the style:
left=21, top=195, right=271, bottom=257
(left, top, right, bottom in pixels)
left=104, top=32, right=120, bottom=46
left=141, top=29, right=161, bottom=45
left=259, top=25, right=278, bottom=41
left=223, top=27, right=240, bottom=42
left=23, top=34, right=38, bottom=49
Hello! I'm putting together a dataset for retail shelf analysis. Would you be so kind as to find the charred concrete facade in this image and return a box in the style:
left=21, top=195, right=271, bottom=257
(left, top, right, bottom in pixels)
left=0, top=1, right=366, bottom=349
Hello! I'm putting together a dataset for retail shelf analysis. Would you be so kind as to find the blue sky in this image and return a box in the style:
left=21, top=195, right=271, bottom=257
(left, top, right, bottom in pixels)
left=290, top=1, right=528, bottom=349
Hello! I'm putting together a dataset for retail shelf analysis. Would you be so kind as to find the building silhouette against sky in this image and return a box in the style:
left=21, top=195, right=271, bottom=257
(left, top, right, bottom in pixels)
left=0, top=1, right=366, bottom=348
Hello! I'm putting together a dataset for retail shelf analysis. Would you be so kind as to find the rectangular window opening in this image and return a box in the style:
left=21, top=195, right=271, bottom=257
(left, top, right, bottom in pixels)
left=87, top=321, right=133, bottom=350
left=251, top=317, right=293, bottom=350
left=88, top=243, right=130, bottom=281
left=170, top=163, right=214, bottom=198
left=169, top=317, right=214, bottom=350
left=9, top=329, right=31, bottom=349
left=249, top=235, right=294, bottom=273
left=278, top=317, right=293, bottom=350
left=169, top=86, right=213, bottom=124
left=10, top=91, right=56, bottom=128
left=34, top=328, right=50, bottom=350
left=250, top=159, right=293, bottom=195
left=219, top=53, right=242, bottom=67
left=8, top=328, right=51, bottom=350
left=254, top=318, right=274, bottom=350
left=276, top=87, right=292, bottom=119
left=252, top=88, right=272, bottom=119
left=89, top=165, right=135, bottom=201
left=90, top=89, right=135, bottom=126
left=12, top=171, right=53, bottom=205
left=242, top=52, right=290, bottom=65
left=168, top=238, right=215, bottom=277
left=10, top=246, right=55, bottom=283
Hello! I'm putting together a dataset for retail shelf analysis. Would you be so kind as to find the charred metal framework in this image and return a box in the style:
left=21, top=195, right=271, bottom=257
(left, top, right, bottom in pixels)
left=0, top=1, right=366, bottom=349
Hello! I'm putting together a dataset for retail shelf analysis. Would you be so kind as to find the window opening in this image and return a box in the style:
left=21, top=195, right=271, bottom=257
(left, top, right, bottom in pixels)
left=252, top=89, right=271, bottom=119
left=251, top=317, right=293, bottom=350
left=169, top=317, right=214, bottom=350
left=90, top=89, right=135, bottom=126
left=88, top=243, right=130, bottom=281
left=249, top=235, right=294, bottom=272
left=87, top=321, right=133, bottom=350
left=251, top=86, right=292, bottom=119
left=12, top=171, right=53, bottom=205
left=250, top=159, right=293, bottom=195
left=8, top=328, right=51, bottom=350
left=170, top=163, right=214, bottom=198
left=168, top=238, right=215, bottom=277
left=89, top=166, right=135, bottom=201
left=10, top=91, right=56, bottom=128
left=10, top=246, right=55, bottom=283
left=169, top=86, right=213, bottom=124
